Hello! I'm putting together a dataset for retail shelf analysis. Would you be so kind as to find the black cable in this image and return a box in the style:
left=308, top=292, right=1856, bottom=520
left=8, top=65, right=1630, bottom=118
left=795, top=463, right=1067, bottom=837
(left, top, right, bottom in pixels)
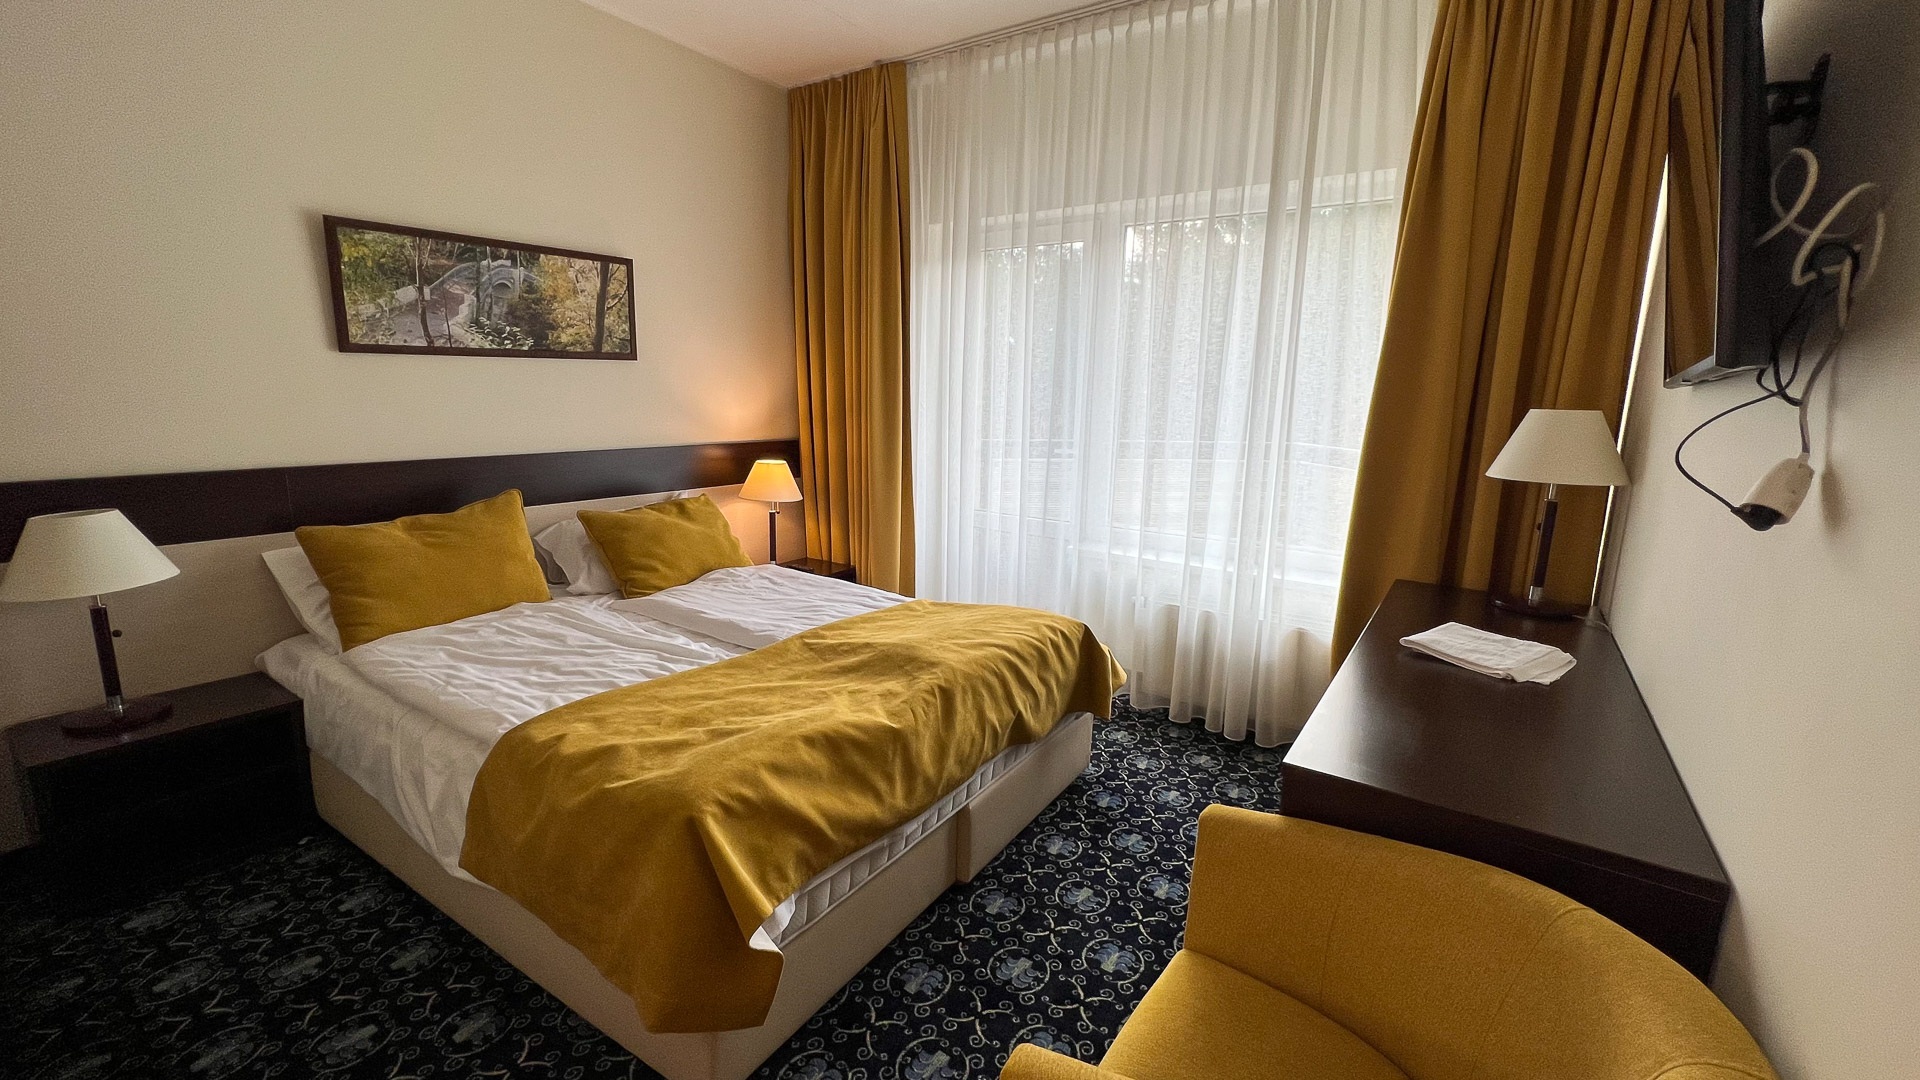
left=1760, top=286, right=1816, bottom=402
left=1781, top=313, right=1814, bottom=398
left=1674, top=278, right=1820, bottom=510
left=1674, top=225, right=1864, bottom=513
left=1796, top=329, right=1847, bottom=455
left=1765, top=242, right=1857, bottom=405
left=1674, top=387, right=1784, bottom=511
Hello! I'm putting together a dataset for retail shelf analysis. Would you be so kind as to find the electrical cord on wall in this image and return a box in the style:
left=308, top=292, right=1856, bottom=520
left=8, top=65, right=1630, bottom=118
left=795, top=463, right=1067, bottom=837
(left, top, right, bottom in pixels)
left=1674, top=145, right=1885, bottom=530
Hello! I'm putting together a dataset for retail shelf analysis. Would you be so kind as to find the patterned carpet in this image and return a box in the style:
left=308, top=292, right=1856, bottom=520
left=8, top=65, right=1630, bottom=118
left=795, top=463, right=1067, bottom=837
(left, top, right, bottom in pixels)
left=1, top=697, right=1286, bottom=1080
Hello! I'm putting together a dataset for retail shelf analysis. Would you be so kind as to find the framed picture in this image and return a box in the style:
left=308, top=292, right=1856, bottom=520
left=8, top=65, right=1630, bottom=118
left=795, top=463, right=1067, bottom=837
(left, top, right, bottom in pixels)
left=322, top=216, right=637, bottom=360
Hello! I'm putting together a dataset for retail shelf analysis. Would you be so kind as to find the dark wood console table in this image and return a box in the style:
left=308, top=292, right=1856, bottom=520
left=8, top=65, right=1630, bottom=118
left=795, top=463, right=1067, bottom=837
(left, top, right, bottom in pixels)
left=1281, top=580, right=1729, bottom=979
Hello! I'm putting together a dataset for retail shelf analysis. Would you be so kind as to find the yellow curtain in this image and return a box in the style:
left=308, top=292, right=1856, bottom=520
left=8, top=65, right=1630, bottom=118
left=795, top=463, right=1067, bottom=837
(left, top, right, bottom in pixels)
left=789, top=63, right=914, bottom=594
left=1333, top=0, right=1700, bottom=661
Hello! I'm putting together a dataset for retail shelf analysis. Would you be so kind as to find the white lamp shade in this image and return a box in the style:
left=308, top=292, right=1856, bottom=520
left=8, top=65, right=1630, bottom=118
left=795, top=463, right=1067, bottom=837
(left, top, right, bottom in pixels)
left=739, top=459, right=802, bottom=503
left=0, top=509, right=180, bottom=603
left=1486, top=409, right=1629, bottom=487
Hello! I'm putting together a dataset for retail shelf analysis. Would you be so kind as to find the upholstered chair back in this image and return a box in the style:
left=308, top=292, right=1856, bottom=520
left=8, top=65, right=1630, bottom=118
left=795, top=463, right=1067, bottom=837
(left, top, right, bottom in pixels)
left=1183, top=809, right=1776, bottom=1080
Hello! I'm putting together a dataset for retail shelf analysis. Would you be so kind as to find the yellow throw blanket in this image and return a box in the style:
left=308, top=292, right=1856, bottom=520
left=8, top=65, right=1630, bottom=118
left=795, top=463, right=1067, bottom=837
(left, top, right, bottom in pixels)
left=459, top=599, right=1125, bottom=1033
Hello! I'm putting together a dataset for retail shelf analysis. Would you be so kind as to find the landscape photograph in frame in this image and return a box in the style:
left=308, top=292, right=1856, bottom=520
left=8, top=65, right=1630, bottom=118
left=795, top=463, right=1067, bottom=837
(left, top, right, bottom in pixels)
left=323, top=216, right=636, bottom=360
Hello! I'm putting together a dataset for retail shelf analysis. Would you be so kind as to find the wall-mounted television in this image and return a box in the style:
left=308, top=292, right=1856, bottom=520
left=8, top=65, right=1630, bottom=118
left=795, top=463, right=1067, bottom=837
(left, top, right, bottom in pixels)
left=1662, top=0, right=1776, bottom=386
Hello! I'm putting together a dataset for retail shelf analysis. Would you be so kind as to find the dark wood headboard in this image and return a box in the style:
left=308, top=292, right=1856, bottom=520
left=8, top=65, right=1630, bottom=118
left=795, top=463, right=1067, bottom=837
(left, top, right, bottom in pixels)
left=0, top=439, right=800, bottom=560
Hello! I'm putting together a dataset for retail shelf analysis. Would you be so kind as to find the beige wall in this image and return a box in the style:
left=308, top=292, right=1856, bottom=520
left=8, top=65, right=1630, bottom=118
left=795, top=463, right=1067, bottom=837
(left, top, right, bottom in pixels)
left=1599, top=3, right=1920, bottom=1076
left=0, top=1, right=795, bottom=845
left=0, top=0, right=794, bottom=482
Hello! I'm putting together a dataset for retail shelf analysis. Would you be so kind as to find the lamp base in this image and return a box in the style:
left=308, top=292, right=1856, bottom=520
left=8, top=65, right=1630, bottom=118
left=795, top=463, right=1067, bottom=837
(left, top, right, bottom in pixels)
left=1489, top=595, right=1588, bottom=621
left=57, top=696, right=173, bottom=738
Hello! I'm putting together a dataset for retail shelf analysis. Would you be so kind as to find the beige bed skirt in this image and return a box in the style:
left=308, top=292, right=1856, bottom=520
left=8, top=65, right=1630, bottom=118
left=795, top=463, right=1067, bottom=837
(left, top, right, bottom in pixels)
left=309, top=712, right=1095, bottom=1080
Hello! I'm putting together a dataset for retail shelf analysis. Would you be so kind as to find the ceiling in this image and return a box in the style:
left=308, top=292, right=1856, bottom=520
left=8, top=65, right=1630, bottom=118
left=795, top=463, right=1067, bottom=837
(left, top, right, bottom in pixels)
left=581, top=0, right=1096, bottom=87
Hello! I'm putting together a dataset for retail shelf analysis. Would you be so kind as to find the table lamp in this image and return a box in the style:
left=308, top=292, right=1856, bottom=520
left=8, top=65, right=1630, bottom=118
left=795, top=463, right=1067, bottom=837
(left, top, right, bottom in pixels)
left=0, top=509, right=181, bottom=735
left=1485, top=409, right=1629, bottom=618
left=738, top=459, right=803, bottom=565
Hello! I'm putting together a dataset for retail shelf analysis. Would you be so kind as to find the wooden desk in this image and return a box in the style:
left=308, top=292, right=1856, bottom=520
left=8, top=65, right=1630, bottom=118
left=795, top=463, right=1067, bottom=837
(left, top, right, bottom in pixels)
left=1281, top=580, right=1728, bottom=979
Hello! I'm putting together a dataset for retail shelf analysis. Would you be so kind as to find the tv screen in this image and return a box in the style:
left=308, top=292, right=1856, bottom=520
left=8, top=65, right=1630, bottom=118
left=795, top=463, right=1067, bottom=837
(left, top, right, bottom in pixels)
left=1662, top=0, right=1774, bottom=386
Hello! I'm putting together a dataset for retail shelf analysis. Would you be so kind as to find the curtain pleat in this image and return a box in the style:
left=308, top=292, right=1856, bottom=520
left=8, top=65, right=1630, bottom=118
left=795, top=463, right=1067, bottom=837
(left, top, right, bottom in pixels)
left=1332, top=0, right=1696, bottom=661
left=910, top=0, right=1434, bottom=745
left=789, top=64, right=915, bottom=594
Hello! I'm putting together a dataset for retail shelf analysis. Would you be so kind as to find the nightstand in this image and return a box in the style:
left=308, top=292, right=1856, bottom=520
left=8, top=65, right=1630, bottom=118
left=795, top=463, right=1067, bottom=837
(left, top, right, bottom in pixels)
left=7, top=672, right=312, bottom=903
left=778, top=557, right=858, bottom=583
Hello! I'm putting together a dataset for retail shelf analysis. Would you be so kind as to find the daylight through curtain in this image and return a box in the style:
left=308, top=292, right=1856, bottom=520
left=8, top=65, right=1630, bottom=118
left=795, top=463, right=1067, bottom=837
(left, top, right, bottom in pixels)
left=909, top=0, right=1435, bottom=744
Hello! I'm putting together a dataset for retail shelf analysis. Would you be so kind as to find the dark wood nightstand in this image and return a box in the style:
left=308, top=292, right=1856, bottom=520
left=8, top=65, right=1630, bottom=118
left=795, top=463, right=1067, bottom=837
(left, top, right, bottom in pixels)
left=7, top=672, right=312, bottom=903
left=779, top=557, right=858, bottom=583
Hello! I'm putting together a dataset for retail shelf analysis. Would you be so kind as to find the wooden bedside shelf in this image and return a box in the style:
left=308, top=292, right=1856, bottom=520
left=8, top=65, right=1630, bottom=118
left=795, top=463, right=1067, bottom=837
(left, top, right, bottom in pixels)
left=8, top=671, right=313, bottom=904
left=778, top=557, right=858, bottom=582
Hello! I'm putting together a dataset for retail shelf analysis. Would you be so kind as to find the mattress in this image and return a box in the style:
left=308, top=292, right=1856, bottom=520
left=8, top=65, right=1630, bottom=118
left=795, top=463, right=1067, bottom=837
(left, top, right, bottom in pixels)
left=257, top=569, right=1051, bottom=947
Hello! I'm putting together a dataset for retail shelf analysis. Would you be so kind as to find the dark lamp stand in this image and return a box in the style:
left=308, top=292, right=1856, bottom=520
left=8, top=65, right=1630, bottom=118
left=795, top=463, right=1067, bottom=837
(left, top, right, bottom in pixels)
left=56, top=597, right=173, bottom=737
left=765, top=504, right=782, bottom=565
left=1490, top=483, right=1588, bottom=620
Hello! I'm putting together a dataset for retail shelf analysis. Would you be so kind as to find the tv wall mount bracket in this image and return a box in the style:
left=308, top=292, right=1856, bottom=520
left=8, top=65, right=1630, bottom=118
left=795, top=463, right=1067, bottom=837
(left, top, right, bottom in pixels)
left=1767, top=54, right=1830, bottom=139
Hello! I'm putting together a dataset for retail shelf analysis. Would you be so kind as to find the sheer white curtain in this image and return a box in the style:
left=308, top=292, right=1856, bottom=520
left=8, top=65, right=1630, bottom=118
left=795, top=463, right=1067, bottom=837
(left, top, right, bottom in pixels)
left=908, top=0, right=1433, bottom=745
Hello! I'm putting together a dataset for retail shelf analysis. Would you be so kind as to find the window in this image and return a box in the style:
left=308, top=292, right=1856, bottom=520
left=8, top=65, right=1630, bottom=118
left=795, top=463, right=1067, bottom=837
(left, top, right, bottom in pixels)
left=911, top=0, right=1433, bottom=742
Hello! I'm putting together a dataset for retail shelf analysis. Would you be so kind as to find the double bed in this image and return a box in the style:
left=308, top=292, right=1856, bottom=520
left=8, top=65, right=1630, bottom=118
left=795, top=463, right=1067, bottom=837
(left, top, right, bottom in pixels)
left=259, top=562, right=1102, bottom=1080
left=0, top=446, right=1116, bottom=1080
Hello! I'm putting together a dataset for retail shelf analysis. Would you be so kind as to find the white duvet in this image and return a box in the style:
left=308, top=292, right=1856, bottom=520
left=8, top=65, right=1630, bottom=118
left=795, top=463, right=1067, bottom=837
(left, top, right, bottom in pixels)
left=610, top=564, right=903, bottom=650
left=259, top=565, right=908, bottom=886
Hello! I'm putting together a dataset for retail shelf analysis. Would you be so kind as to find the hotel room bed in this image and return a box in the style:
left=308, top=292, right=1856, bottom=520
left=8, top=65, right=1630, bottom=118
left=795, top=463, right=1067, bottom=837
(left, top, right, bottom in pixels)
left=257, top=565, right=1100, bottom=1080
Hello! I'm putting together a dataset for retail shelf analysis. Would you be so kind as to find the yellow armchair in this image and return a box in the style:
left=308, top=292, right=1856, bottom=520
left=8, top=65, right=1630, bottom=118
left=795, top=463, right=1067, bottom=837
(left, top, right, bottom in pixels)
left=1002, top=808, right=1776, bottom=1080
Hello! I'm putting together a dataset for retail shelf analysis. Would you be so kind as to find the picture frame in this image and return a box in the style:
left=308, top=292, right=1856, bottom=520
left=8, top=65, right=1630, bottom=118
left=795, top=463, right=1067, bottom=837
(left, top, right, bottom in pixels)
left=322, top=215, right=638, bottom=361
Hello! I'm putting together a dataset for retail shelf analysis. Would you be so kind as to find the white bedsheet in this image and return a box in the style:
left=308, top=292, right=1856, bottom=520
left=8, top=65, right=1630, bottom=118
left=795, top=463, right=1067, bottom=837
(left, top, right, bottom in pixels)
left=611, top=564, right=906, bottom=649
left=255, top=565, right=975, bottom=946
left=264, top=593, right=740, bottom=882
left=339, top=593, right=744, bottom=748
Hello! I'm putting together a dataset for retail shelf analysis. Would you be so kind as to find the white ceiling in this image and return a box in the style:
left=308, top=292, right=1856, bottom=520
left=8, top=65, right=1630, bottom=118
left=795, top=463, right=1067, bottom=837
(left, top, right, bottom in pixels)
left=581, top=0, right=1095, bottom=87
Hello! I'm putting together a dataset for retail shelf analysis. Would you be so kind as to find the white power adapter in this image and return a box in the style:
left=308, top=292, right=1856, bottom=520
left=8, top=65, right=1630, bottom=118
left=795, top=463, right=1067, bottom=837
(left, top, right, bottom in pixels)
left=1732, top=454, right=1814, bottom=531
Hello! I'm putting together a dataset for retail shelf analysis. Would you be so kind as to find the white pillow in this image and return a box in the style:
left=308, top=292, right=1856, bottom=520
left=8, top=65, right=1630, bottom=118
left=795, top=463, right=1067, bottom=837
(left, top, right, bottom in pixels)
left=533, top=491, right=693, bottom=595
left=262, top=546, right=345, bottom=654
left=533, top=517, right=621, bottom=596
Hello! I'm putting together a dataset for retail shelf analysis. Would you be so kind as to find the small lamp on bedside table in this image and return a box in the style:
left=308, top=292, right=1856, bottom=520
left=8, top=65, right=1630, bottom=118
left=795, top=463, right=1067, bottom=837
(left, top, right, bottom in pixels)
left=1485, top=409, right=1629, bottom=619
left=0, top=509, right=181, bottom=736
left=738, top=459, right=804, bottom=565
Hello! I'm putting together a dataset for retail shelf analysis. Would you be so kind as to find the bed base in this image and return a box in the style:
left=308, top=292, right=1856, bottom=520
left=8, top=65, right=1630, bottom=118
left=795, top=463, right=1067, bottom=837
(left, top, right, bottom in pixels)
left=308, top=713, right=1093, bottom=1080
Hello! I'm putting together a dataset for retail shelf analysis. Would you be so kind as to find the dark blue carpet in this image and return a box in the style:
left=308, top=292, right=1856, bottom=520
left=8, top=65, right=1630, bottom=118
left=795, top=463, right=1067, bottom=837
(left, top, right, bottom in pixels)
left=1, top=697, right=1285, bottom=1079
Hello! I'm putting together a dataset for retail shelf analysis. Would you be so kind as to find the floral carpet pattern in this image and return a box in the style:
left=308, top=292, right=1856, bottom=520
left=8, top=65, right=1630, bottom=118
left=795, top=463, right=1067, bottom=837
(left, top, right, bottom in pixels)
left=1, top=697, right=1285, bottom=1079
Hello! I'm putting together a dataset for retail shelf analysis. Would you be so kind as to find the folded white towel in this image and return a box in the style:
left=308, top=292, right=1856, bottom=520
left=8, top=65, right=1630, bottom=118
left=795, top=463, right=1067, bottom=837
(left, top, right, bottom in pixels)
left=1399, top=622, right=1577, bottom=685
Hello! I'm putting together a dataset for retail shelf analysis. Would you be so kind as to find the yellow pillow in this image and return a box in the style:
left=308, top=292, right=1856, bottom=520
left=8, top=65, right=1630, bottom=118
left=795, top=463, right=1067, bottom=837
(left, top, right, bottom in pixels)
left=295, top=489, right=550, bottom=651
left=578, top=495, right=751, bottom=598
